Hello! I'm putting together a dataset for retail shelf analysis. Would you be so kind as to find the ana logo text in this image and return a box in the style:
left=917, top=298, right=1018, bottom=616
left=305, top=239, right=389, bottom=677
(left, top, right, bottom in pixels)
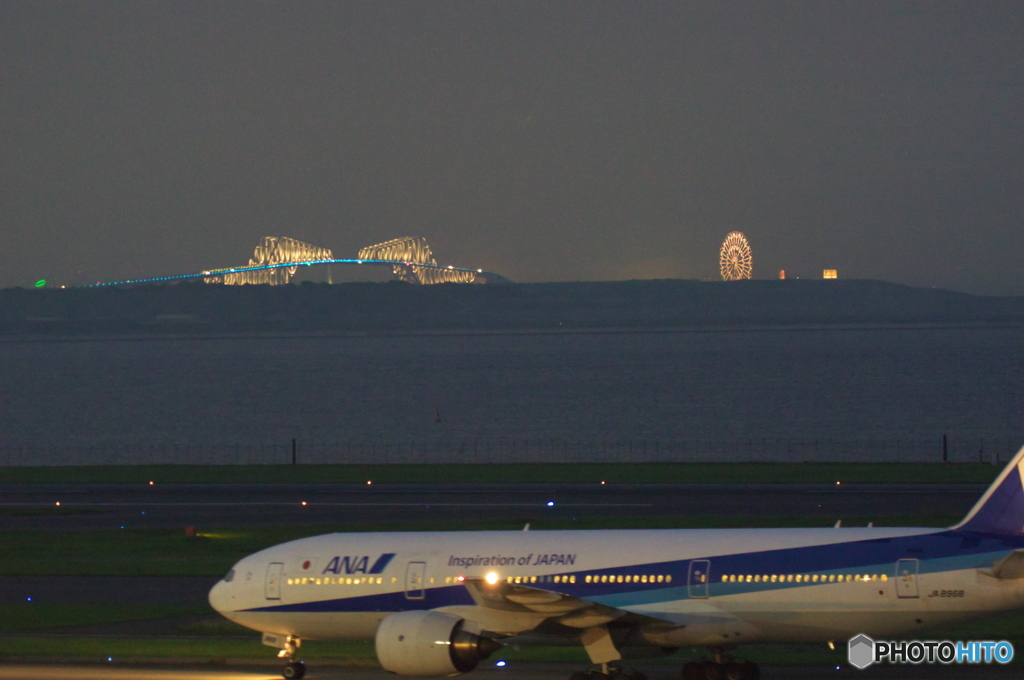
left=322, top=553, right=395, bottom=575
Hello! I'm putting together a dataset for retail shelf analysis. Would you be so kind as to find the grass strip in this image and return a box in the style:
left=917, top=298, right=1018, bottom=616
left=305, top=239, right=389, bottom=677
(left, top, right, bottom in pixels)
left=0, top=605, right=210, bottom=633
left=0, top=462, right=1005, bottom=485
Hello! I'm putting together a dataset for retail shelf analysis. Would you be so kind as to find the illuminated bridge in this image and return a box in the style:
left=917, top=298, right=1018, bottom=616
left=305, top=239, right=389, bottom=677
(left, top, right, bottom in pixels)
left=358, top=237, right=478, bottom=285
left=88, top=236, right=510, bottom=287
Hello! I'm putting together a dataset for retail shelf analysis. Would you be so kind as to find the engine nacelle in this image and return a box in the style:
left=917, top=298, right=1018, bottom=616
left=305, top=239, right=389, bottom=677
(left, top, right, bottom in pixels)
left=375, top=610, right=501, bottom=676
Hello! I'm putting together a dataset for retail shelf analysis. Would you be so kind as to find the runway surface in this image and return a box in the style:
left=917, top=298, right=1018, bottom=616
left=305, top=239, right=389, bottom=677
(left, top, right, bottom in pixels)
left=0, top=482, right=987, bottom=531
left=0, top=662, right=1017, bottom=680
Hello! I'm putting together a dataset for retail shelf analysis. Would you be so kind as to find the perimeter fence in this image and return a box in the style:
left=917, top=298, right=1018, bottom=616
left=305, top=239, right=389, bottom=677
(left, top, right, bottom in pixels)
left=0, top=436, right=1019, bottom=466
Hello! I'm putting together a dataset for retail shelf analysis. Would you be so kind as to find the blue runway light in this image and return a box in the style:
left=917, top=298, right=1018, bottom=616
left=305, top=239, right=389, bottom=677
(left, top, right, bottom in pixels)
left=496, top=660, right=506, bottom=667
left=547, top=501, right=555, bottom=507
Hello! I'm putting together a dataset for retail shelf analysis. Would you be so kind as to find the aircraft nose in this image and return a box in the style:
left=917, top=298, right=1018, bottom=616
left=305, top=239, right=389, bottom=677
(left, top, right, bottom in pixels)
left=208, top=578, right=232, bottom=613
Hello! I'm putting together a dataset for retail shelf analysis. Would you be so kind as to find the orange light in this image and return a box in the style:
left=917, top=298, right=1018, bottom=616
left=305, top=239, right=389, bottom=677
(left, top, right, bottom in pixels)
left=149, top=481, right=154, bottom=485
left=301, top=501, right=308, bottom=506
left=367, top=481, right=372, bottom=485
left=55, top=502, right=61, bottom=506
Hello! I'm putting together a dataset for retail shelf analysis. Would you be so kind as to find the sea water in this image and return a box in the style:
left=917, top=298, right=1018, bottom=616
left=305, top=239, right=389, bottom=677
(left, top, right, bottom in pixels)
left=1, top=326, right=1021, bottom=464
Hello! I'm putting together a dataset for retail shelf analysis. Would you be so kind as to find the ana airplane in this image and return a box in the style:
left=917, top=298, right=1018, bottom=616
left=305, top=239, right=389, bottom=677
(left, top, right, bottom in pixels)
left=209, top=445, right=1024, bottom=680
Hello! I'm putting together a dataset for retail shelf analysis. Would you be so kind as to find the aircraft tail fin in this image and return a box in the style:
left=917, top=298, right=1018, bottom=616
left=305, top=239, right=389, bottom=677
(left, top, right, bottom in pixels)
left=953, top=442, right=1024, bottom=535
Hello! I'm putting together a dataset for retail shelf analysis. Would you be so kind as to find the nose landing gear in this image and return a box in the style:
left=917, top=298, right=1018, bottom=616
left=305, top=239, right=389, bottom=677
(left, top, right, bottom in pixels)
left=266, top=634, right=305, bottom=679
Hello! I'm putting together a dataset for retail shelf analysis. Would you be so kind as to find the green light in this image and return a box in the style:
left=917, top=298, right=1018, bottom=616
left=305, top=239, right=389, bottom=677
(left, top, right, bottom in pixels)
left=34, top=280, right=46, bottom=288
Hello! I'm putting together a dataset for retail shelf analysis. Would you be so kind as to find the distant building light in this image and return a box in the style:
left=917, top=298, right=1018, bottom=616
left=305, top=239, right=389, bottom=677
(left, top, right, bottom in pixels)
left=779, top=270, right=785, bottom=280
left=823, top=269, right=838, bottom=279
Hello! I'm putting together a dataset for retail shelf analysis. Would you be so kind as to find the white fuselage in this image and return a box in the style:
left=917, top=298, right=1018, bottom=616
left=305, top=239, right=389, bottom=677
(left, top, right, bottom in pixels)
left=208, top=527, right=1024, bottom=648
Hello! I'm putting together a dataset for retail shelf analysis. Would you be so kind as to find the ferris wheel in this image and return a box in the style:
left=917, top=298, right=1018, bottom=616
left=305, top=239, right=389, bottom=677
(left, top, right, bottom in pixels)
left=719, top=231, right=753, bottom=281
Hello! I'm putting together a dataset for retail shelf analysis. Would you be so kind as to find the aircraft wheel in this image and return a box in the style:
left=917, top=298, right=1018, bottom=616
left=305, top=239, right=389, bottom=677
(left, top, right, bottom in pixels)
left=282, top=661, right=306, bottom=679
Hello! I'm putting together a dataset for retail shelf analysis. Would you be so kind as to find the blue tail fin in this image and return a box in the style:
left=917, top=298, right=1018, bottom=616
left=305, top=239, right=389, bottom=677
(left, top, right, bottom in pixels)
left=954, top=443, right=1024, bottom=535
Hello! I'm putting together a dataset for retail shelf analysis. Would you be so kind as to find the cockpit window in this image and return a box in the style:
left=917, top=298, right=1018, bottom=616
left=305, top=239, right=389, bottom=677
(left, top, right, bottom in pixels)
left=223, top=569, right=235, bottom=583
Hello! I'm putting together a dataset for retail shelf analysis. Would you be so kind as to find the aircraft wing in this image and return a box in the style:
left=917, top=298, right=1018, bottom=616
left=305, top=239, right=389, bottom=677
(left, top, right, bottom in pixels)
left=435, top=577, right=678, bottom=637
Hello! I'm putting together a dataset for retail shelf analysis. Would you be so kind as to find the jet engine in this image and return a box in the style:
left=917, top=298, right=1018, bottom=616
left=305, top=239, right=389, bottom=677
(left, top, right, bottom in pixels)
left=375, top=610, right=502, bottom=675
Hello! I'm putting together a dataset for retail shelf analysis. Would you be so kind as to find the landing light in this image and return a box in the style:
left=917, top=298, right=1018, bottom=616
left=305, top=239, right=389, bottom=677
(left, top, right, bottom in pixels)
left=485, top=572, right=499, bottom=585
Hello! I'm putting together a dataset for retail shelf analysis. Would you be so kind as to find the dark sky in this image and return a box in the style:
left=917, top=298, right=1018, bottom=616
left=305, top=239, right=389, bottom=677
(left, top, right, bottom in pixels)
left=2, top=1, right=1023, bottom=294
